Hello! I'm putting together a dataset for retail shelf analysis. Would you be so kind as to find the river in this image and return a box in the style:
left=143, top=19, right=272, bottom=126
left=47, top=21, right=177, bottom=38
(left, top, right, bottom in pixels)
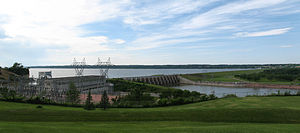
left=174, top=85, right=299, bottom=98
left=29, top=68, right=248, bottom=78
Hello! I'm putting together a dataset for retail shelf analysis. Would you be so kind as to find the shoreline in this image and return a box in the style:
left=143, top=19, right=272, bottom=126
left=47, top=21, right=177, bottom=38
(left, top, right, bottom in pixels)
left=178, top=76, right=300, bottom=90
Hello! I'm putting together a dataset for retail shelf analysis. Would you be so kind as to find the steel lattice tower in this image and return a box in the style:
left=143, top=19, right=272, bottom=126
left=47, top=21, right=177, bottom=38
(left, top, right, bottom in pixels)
left=96, top=57, right=112, bottom=93
left=72, top=58, right=86, bottom=91
left=96, top=57, right=111, bottom=78
left=73, top=58, right=86, bottom=76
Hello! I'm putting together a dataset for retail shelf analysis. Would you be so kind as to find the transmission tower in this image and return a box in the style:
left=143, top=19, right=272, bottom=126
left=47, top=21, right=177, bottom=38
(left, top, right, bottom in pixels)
left=96, top=57, right=111, bottom=78
left=73, top=58, right=86, bottom=76
left=72, top=58, right=86, bottom=91
left=96, top=57, right=112, bottom=93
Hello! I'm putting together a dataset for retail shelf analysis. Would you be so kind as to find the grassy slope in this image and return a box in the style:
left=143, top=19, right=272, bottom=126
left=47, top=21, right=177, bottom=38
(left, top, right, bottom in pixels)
left=181, top=69, right=300, bottom=85
left=1, top=96, right=300, bottom=132
left=0, top=68, right=17, bottom=80
left=1, top=122, right=300, bottom=133
left=181, top=69, right=262, bottom=82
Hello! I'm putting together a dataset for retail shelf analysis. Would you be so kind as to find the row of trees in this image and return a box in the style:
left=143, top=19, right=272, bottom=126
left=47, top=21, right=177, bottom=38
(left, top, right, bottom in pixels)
left=235, top=68, right=300, bottom=82
left=62, top=79, right=218, bottom=108
left=108, top=78, right=217, bottom=107
left=4, top=62, right=29, bottom=76
left=66, top=82, right=109, bottom=110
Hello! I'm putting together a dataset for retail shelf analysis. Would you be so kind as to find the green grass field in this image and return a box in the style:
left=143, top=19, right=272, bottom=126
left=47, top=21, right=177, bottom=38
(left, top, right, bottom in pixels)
left=181, top=69, right=300, bottom=85
left=1, top=122, right=300, bottom=133
left=181, top=69, right=262, bottom=82
left=1, top=96, right=300, bottom=132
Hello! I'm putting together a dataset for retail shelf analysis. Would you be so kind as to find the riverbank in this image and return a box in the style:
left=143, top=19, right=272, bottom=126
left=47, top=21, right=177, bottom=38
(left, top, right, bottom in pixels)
left=180, top=78, right=300, bottom=89
left=179, top=69, right=300, bottom=89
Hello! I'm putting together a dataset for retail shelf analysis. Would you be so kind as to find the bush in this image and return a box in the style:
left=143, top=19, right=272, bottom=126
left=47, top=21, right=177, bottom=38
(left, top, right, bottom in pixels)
left=199, top=95, right=209, bottom=101
left=284, top=91, right=292, bottom=96
left=297, top=91, right=300, bottom=96
left=158, top=98, right=169, bottom=106
left=26, top=96, right=53, bottom=104
left=170, top=97, right=185, bottom=105
left=208, top=94, right=217, bottom=100
left=223, top=94, right=237, bottom=98
left=190, top=91, right=201, bottom=97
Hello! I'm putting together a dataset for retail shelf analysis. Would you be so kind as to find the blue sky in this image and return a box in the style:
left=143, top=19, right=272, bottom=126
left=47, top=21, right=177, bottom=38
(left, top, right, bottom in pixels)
left=0, top=0, right=300, bottom=66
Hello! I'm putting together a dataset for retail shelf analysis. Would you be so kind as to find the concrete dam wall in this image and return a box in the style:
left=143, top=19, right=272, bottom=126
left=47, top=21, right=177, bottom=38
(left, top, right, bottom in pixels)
left=123, top=75, right=180, bottom=86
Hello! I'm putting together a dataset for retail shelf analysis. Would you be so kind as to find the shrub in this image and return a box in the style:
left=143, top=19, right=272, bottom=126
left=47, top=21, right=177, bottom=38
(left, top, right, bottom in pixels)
left=199, top=95, right=209, bottom=101
left=190, top=91, right=201, bottom=97
left=172, top=89, right=184, bottom=98
left=208, top=94, right=217, bottom=100
left=170, top=97, right=185, bottom=105
left=26, top=96, right=53, bottom=104
left=158, top=98, right=169, bottom=106
left=297, top=91, right=300, bottom=96
left=223, top=94, right=237, bottom=98
left=284, top=91, right=292, bottom=96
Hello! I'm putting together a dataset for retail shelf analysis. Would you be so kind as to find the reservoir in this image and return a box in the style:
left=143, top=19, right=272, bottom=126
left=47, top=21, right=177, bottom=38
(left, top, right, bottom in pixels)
left=29, top=68, right=248, bottom=78
left=175, top=85, right=299, bottom=98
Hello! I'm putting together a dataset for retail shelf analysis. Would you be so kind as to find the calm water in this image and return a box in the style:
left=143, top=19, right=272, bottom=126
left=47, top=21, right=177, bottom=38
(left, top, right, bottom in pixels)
left=175, top=85, right=299, bottom=97
left=29, top=68, right=248, bottom=78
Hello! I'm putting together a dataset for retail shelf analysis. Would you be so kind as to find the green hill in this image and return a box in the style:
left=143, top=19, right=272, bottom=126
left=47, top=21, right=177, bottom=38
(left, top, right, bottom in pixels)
left=0, top=68, right=18, bottom=80
left=0, top=96, right=300, bottom=132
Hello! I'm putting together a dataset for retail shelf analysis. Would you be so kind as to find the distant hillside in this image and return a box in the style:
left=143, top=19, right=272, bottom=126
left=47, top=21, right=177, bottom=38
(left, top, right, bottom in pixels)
left=29, top=64, right=300, bottom=69
left=0, top=68, right=18, bottom=80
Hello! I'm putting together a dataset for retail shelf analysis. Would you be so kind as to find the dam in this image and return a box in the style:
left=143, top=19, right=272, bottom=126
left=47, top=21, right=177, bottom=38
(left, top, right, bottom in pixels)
left=123, top=75, right=181, bottom=86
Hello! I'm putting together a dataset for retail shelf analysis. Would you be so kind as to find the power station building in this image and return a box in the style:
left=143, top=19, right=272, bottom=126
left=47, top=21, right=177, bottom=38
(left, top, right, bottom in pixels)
left=37, top=75, right=113, bottom=94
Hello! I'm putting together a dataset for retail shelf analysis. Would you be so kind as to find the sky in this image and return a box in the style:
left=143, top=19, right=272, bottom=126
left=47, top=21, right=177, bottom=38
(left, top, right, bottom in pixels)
left=0, top=0, right=300, bottom=67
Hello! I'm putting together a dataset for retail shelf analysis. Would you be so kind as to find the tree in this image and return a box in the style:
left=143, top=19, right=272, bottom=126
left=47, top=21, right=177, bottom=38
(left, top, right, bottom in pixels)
left=66, top=82, right=80, bottom=105
left=99, top=90, right=109, bottom=110
left=0, top=88, right=16, bottom=101
left=6, top=62, right=29, bottom=76
left=0, top=87, right=9, bottom=99
left=84, top=89, right=95, bottom=110
left=130, top=87, right=143, bottom=104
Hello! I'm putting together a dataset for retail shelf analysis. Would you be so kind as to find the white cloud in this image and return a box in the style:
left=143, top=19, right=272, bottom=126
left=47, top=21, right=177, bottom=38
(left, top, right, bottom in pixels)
left=0, top=0, right=129, bottom=54
left=113, top=39, right=126, bottom=44
left=122, top=0, right=219, bottom=25
left=179, top=0, right=287, bottom=29
left=280, top=45, right=293, bottom=48
left=234, top=28, right=291, bottom=37
left=126, top=30, right=211, bottom=50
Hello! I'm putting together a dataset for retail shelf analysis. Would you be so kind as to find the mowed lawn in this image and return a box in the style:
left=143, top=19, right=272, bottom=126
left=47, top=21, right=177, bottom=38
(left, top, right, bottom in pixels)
left=1, top=96, right=300, bottom=133
left=1, top=122, right=300, bottom=133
